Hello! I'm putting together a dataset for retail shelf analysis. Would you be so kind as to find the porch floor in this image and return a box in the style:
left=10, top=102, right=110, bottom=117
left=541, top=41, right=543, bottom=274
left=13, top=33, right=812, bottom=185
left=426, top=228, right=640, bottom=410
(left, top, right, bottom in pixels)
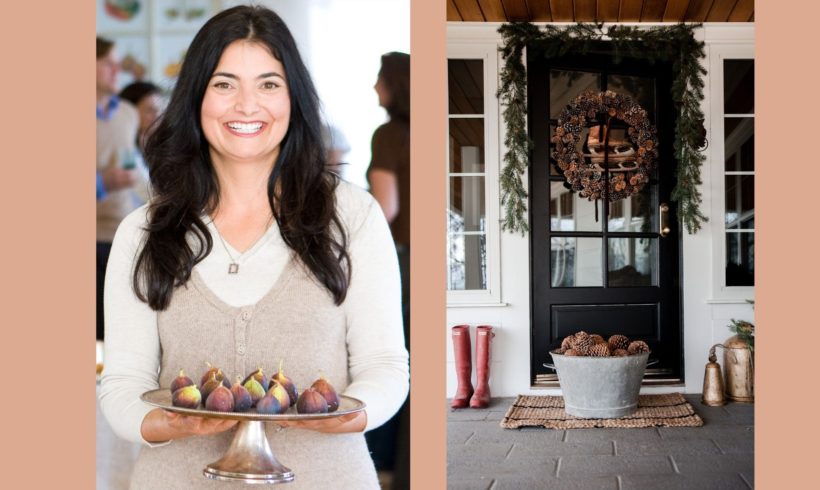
left=447, top=394, right=754, bottom=489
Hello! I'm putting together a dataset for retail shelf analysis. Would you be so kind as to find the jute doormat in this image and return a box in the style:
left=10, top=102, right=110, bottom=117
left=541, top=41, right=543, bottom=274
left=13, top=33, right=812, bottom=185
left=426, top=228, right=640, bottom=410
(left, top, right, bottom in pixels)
left=500, top=393, right=703, bottom=429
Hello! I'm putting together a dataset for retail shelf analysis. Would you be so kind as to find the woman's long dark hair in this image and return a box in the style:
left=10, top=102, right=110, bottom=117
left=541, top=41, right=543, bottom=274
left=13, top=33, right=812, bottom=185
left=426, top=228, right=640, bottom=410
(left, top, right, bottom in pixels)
left=134, top=5, right=350, bottom=310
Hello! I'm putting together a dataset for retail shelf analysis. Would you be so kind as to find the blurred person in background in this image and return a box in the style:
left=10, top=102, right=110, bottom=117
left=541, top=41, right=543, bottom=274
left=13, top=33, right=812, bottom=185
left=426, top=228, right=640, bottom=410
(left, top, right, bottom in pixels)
left=366, top=50, right=410, bottom=490
left=96, top=36, right=149, bottom=340
left=119, top=81, right=163, bottom=151
left=120, top=81, right=163, bottom=196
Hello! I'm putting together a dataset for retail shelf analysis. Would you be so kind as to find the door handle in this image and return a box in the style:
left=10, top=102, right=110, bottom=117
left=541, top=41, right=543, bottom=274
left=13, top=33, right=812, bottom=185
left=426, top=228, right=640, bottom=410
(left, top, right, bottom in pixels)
left=660, top=203, right=671, bottom=237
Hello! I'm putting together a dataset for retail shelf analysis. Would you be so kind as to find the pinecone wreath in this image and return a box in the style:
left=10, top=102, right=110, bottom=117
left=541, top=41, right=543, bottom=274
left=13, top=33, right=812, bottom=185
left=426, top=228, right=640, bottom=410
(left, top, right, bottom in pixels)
left=608, top=334, right=630, bottom=351
left=628, top=340, right=650, bottom=354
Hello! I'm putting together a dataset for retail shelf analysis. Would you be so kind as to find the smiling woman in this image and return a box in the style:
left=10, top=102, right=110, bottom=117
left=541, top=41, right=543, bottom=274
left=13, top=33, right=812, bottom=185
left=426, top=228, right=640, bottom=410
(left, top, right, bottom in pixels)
left=201, top=41, right=291, bottom=167
left=98, top=6, right=408, bottom=489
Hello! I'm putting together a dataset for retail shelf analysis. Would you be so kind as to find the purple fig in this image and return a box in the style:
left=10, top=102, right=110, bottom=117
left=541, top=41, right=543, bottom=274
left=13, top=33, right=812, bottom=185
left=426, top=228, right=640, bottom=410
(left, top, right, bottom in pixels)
left=272, top=360, right=298, bottom=405
left=242, top=367, right=268, bottom=393
left=170, top=369, right=194, bottom=393
left=172, top=385, right=201, bottom=409
left=205, top=384, right=235, bottom=412
left=256, top=393, right=282, bottom=414
left=267, top=380, right=291, bottom=412
left=310, top=376, right=340, bottom=412
left=231, top=377, right=253, bottom=412
left=243, top=377, right=266, bottom=406
left=200, top=372, right=222, bottom=403
left=296, top=388, right=329, bottom=414
left=200, top=363, right=231, bottom=389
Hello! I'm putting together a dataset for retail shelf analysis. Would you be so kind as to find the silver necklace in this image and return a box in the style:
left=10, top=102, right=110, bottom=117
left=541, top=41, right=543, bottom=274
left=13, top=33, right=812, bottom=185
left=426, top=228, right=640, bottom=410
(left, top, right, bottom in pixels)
left=211, top=215, right=274, bottom=274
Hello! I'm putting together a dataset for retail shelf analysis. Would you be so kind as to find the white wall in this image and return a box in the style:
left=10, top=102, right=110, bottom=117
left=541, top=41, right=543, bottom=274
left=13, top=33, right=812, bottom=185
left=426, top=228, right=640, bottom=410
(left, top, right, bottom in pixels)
left=446, top=23, right=756, bottom=398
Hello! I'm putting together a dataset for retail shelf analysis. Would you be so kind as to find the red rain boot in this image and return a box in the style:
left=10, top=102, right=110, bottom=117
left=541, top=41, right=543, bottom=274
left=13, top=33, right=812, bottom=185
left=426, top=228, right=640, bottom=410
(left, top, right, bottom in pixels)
left=450, top=325, right=473, bottom=409
left=470, top=325, right=495, bottom=408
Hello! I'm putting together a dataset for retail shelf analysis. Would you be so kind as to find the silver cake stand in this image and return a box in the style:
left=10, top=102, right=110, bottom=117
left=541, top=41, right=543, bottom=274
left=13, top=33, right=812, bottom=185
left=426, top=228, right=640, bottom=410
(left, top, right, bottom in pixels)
left=141, top=389, right=366, bottom=484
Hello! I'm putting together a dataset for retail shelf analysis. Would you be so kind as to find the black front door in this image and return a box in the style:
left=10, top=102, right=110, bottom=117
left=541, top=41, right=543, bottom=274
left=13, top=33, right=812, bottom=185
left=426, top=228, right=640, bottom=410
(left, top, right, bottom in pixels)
left=528, top=45, right=683, bottom=386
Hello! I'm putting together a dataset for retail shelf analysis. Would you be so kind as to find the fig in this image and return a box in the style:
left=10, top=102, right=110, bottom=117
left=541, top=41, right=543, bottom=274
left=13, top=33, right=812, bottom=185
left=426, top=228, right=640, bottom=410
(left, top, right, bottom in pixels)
left=170, top=369, right=194, bottom=393
left=271, top=360, right=298, bottom=405
left=200, top=362, right=220, bottom=386
left=200, top=372, right=223, bottom=403
left=200, top=363, right=231, bottom=389
left=242, top=367, right=268, bottom=393
left=310, top=375, right=340, bottom=412
left=243, top=377, right=266, bottom=406
left=172, top=385, right=202, bottom=409
left=296, top=388, right=329, bottom=414
left=256, top=392, right=282, bottom=415
left=231, top=377, right=253, bottom=412
left=205, top=384, right=235, bottom=412
left=266, top=380, right=291, bottom=412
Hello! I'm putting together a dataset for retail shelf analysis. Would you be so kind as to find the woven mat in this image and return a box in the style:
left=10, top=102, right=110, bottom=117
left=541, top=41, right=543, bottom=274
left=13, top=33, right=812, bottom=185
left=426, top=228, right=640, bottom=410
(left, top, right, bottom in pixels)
left=500, top=393, right=703, bottom=429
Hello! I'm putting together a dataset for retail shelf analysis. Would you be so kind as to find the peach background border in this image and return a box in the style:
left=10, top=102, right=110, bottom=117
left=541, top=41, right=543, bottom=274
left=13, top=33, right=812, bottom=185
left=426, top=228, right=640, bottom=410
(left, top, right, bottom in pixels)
left=5, top=0, right=809, bottom=488
left=2, top=1, right=97, bottom=488
left=755, top=2, right=817, bottom=489
left=411, top=1, right=446, bottom=488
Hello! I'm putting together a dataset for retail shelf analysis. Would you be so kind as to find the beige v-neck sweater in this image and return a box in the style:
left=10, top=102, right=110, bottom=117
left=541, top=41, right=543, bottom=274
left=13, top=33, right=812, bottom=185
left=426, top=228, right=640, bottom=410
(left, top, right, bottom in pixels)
left=100, top=182, right=408, bottom=488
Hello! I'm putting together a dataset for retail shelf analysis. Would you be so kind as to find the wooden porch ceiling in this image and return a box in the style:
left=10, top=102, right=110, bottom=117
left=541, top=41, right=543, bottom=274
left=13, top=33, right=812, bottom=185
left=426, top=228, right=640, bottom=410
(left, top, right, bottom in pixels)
left=447, top=0, right=754, bottom=22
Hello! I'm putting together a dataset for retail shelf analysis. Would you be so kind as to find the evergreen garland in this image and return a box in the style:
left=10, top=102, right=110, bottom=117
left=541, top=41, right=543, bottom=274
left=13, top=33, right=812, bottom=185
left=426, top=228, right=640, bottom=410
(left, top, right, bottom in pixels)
left=497, top=22, right=709, bottom=234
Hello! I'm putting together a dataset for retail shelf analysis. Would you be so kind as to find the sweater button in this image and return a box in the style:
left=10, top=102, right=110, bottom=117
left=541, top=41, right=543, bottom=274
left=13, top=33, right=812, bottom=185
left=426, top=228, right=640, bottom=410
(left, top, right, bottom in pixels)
left=237, top=344, right=246, bottom=355
left=241, top=311, right=251, bottom=321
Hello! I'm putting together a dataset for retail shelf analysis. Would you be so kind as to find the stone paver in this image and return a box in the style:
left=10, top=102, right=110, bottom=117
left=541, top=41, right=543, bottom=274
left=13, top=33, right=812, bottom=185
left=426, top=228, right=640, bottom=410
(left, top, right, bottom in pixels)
left=493, top=475, right=619, bottom=490
left=620, top=473, right=751, bottom=490
left=558, top=454, right=676, bottom=477
left=448, top=395, right=755, bottom=488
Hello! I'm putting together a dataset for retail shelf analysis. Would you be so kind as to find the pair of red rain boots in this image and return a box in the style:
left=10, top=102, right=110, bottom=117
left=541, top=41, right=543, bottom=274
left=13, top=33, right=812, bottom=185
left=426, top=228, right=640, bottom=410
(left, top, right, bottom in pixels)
left=450, top=325, right=495, bottom=409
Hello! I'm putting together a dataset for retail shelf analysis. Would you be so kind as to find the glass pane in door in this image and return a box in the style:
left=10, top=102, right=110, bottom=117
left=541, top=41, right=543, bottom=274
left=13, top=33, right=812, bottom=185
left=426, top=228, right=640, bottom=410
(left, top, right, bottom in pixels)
left=549, top=70, right=600, bottom=118
left=608, top=184, right=655, bottom=233
left=608, top=238, right=657, bottom=287
left=607, top=74, right=656, bottom=121
left=551, top=237, right=603, bottom=287
left=550, top=182, right=603, bottom=232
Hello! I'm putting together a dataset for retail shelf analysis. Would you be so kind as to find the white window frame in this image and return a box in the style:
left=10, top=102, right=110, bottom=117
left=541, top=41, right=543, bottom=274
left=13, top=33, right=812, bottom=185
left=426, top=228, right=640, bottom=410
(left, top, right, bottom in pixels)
left=706, top=25, right=755, bottom=302
left=446, top=26, right=503, bottom=306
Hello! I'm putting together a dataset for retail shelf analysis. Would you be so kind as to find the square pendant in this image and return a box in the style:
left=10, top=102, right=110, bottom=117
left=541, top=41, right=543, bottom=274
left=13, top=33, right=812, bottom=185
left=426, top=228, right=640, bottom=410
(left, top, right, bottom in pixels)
left=228, top=263, right=239, bottom=274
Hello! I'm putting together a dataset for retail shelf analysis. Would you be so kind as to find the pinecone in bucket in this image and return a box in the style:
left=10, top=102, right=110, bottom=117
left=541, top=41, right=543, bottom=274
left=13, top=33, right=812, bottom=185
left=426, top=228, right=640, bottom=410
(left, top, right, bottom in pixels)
left=627, top=340, right=650, bottom=354
left=560, top=335, right=574, bottom=351
left=588, top=343, right=611, bottom=357
left=564, top=348, right=581, bottom=356
left=572, top=331, right=593, bottom=355
left=608, top=334, right=630, bottom=351
left=612, top=348, right=629, bottom=357
left=589, top=334, right=606, bottom=344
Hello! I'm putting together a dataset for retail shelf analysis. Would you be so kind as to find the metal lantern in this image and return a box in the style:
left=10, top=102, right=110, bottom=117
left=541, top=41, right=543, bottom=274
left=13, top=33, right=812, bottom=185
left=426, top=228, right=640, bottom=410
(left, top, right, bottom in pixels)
left=723, top=335, right=754, bottom=403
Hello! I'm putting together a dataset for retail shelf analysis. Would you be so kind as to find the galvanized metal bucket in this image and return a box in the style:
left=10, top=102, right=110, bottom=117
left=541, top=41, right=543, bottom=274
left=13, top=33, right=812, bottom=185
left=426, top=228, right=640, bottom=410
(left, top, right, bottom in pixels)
left=545, top=352, right=654, bottom=418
